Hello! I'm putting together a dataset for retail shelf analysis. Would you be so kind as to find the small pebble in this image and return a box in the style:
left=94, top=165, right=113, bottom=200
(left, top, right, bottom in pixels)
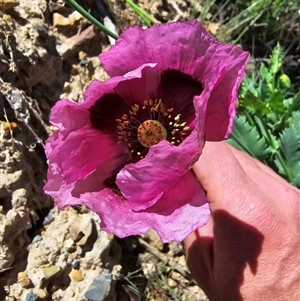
left=79, top=58, right=88, bottom=66
left=42, top=265, right=60, bottom=279
left=25, top=292, right=36, bottom=301
left=84, top=272, right=112, bottom=301
left=43, top=214, right=54, bottom=225
left=17, top=271, right=27, bottom=279
left=33, top=24, right=48, bottom=34
left=78, top=51, right=87, bottom=60
left=36, top=288, right=47, bottom=299
left=17, top=271, right=31, bottom=287
left=63, top=238, right=75, bottom=252
left=106, top=233, right=114, bottom=240
left=71, top=260, right=79, bottom=269
left=71, top=269, right=84, bottom=282
left=167, top=278, right=177, bottom=288
left=31, top=235, right=43, bottom=244
left=69, top=214, right=93, bottom=244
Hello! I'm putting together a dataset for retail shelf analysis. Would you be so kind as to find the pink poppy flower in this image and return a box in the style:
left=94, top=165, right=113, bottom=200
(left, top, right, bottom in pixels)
left=44, top=20, right=249, bottom=242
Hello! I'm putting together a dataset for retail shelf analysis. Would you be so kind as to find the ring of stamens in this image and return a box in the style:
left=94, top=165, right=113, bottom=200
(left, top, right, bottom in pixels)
left=116, top=99, right=190, bottom=158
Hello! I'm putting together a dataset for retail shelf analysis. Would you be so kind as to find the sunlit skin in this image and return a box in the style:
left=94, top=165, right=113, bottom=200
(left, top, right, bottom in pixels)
left=185, top=141, right=300, bottom=301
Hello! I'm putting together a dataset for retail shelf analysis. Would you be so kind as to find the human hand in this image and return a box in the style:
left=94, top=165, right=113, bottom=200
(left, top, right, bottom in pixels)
left=185, top=141, right=300, bottom=301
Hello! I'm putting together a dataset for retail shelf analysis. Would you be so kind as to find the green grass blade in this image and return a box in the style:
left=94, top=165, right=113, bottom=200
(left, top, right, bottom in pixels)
left=65, top=0, right=119, bottom=39
left=124, top=0, right=158, bottom=26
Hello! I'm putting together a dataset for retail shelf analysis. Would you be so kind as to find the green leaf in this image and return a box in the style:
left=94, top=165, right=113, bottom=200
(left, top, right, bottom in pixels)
left=227, top=115, right=269, bottom=160
left=253, top=116, right=279, bottom=152
left=238, top=92, right=268, bottom=115
left=292, top=111, right=300, bottom=138
left=240, top=77, right=258, bottom=98
left=268, top=90, right=285, bottom=113
left=280, top=91, right=300, bottom=129
left=259, top=63, right=272, bottom=84
left=257, top=79, right=270, bottom=104
left=268, top=44, right=283, bottom=76
left=274, top=127, right=300, bottom=186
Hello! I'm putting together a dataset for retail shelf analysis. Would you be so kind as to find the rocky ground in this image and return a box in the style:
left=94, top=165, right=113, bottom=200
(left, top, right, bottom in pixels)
left=0, top=0, right=209, bottom=300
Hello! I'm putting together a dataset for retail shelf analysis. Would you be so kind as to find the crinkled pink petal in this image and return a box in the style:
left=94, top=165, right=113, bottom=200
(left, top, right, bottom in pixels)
left=100, top=20, right=214, bottom=78
left=45, top=172, right=98, bottom=211
left=50, top=99, right=90, bottom=134
left=82, top=63, right=158, bottom=108
left=100, top=21, right=248, bottom=83
left=100, top=20, right=249, bottom=140
left=94, top=171, right=210, bottom=242
left=202, top=47, right=249, bottom=140
left=116, top=134, right=199, bottom=204
left=45, top=168, right=210, bottom=243
left=113, top=64, right=160, bottom=108
left=45, top=126, right=126, bottom=191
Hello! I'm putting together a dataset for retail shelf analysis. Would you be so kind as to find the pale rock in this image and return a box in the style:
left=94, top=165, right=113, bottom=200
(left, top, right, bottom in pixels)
left=53, top=11, right=82, bottom=27
left=63, top=238, right=75, bottom=252
left=167, top=278, right=177, bottom=288
left=69, top=213, right=93, bottom=245
left=17, top=271, right=31, bottom=288
left=35, top=288, right=47, bottom=299
left=42, top=265, right=61, bottom=279
left=142, top=262, right=157, bottom=278
left=84, top=271, right=112, bottom=301
left=23, top=207, right=120, bottom=300
left=70, top=269, right=84, bottom=282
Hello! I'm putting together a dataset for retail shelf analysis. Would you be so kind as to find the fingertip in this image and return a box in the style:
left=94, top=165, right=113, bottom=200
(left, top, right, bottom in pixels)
left=193, top=141, right=251, bottom=211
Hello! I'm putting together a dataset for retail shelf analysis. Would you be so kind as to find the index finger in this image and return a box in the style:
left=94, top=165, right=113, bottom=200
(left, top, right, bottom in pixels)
left=193, top=141, right=259, bottom=214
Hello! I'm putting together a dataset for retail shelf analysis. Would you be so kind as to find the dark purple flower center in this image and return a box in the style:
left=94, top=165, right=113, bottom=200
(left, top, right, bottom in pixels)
left=89, top=69, right=203, bottom=161
left=116, top=98, right=192, bottom=159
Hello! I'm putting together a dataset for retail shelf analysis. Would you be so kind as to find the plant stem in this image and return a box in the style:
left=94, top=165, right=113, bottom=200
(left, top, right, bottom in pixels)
left=124, top=0, right=157, bottom=26
left=64, top=0, right=119, bottom=40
